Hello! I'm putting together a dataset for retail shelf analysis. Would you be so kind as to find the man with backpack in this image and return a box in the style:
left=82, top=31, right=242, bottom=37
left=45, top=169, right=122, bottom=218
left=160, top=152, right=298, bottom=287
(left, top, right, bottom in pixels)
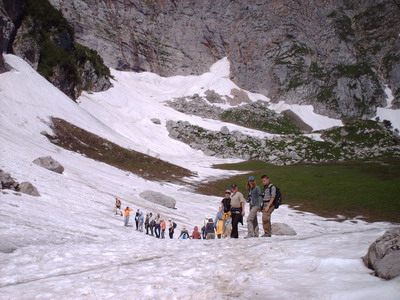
left=261, top=174, right=276, bottom=237
left=245, top=176, right=262, bottom=238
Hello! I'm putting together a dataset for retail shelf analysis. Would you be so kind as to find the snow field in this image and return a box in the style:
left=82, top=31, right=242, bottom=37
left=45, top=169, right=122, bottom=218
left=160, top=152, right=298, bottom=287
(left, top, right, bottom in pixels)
left=0, top=54, right=399, bottom=299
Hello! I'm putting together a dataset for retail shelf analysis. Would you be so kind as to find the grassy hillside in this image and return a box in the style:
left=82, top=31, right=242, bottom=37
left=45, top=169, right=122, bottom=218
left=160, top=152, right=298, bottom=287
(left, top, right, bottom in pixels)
left=44, top=118, right=194, bottom=184
left=197, top=160, right=400, bottom=223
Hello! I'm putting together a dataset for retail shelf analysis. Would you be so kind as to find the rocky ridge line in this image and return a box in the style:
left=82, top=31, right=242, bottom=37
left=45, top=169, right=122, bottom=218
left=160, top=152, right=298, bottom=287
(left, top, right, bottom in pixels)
left=49, top=0, right=400, bottom=119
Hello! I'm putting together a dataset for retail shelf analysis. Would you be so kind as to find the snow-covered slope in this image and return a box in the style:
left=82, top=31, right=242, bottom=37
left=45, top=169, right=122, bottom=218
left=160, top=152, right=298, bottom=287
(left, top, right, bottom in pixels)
left=0, top=55, right=399, bottom=299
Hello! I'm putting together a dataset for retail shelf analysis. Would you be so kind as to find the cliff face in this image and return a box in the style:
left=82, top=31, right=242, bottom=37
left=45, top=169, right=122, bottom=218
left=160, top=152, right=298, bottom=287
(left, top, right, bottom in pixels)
left=0, top=0, right=112, bottom=99
left=49, top=0, right=400, bottom=119
left=0, top=0, right=24, bottom=73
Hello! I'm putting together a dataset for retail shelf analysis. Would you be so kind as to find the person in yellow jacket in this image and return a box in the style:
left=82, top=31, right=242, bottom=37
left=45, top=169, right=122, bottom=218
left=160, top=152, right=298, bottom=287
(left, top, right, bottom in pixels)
left=214, top=205, right=224, bottom=239
left=124, top=206, right=131, bottom=226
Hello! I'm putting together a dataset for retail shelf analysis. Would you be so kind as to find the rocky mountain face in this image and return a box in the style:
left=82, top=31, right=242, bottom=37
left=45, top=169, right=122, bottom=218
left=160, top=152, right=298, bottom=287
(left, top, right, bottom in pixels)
left=49, top=0, right=400, bottom=119
left=0, top=0, right=22, bottom=73
left=0, top=0, right=112, bottom=99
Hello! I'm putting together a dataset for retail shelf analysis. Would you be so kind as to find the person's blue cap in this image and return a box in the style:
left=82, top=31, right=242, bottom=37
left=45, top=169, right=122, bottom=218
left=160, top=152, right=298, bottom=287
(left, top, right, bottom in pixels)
left=248, top=176, right=255, bottom=180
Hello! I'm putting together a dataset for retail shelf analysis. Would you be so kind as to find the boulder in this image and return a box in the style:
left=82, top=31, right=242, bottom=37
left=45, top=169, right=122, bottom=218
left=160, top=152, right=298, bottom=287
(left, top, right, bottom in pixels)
left=33, top=156, right=64, bottom=174
left=204, top=90, right=224, bottom=104
left=375, top=251, right=400, bottom=280
left=363, top=228, right=400, bottom=280
left=272, top=222, right=297, bottom=236
left=220, top=126, right=230, bottom=135
left=151, top=118, right=161, bottom=125
left=17, top=181, right=40, bottom=197
left=0, top=169, right=18, bottom=189
left=140, top=190, right=176, bottom=209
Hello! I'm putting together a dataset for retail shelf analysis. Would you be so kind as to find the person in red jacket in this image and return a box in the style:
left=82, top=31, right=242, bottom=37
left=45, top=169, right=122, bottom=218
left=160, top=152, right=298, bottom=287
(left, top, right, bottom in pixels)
left=190, top=226, right=201, bottom=239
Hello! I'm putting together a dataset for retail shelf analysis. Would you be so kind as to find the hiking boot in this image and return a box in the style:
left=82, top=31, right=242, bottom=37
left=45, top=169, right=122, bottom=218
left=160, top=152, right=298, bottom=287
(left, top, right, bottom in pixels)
left=244, top=235, right=253, bottom=239
left=261, top=234, right=271, bottom=237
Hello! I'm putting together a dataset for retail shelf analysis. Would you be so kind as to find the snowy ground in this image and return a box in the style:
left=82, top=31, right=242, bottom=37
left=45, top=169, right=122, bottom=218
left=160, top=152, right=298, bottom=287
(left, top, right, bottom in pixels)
left=0, top=55, right=399, bottom=299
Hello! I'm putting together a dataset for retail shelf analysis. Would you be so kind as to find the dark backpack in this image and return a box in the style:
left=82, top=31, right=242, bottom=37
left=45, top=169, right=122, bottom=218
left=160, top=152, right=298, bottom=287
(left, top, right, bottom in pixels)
left=269, top=184, right=282, bottom=209
left=222, top=198, right=231, bottom=213
left=173, top=222, right=177, bottom=229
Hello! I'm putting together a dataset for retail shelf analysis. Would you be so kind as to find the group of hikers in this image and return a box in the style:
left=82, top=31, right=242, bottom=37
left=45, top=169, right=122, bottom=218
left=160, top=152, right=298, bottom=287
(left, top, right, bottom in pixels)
left=114, top=174, right=278, bottom=239
left=114, top=200, right=177, bottom=239
left=216, top=174, right=277, bottom=239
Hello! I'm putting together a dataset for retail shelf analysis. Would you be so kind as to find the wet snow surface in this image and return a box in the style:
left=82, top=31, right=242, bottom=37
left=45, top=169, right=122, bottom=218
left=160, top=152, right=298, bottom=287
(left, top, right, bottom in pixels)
left=0, top=55, right=399, bottom=299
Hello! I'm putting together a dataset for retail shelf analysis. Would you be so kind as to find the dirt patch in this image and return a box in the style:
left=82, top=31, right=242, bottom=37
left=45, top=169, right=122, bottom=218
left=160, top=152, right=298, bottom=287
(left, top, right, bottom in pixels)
left=43, top=118, right=195, bottom=184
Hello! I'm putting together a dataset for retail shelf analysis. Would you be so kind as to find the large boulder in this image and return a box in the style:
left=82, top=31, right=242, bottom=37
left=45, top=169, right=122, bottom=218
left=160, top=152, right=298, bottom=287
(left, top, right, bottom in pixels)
left=272, top=222, right=297, bottom=236
left=17, top=182, right=40, bottom=197
left=363, top=228, right=400, bottom=280
left=140, top=190, right=176, bottom=209
left=33, top=156, right=64, bottom=174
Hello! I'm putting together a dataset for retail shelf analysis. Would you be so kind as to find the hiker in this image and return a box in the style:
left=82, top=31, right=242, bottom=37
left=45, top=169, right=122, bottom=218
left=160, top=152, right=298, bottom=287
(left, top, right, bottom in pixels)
left=178, top=226, right=190, bottom=239
left=114, top=198, right=122, bottom=216
left=168, top=218, right=176, bottom=239
left=154, top=213, right=161, bottom=238
left=221, top=190, right=231, bottom=213
left=145, top=213, right=150, bottom=234
left=190, top=226, right=202, bottom=239
left=148, top=212, right=154, bottom=236
left=134, top=209, right=140, bottom=230
left=201, top=216, right=209, bottom=239
left=205, top=218, right=216, bottom=239
left=214, top=205, right=224, bottom=239
left=138, top=211, right=144, bottom=232
left=245, top=176, right=262, bottom=238
left=230, top=184, right=245, bottom=238
left=261, top=174, right=275, bottom=237
left=160, top=219, right=166, bottom=239
left=223, top=217, right=232, bottom=238
left=221, top=189, right=232, bottom=238
left=123, top=206, right=131, bottom=226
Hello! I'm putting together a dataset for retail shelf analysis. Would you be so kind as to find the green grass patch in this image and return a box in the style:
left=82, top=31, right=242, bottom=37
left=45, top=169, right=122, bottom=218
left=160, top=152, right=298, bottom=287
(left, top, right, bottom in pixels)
left=196, top=160, right=400, bottom=223
left=44, top=118, right=194, bottom=184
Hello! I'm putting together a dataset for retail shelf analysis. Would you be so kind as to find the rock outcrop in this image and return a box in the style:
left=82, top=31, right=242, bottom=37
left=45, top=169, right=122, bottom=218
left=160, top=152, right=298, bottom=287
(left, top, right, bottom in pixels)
left=0, top=0, right=112, bottom=99
left=0, top=0, right=23, bottom=73
left=0, top=169, right=18, bottom=189
left=363, top=228, right=400, bottom=280
left=33, top=156, right=64, bottom=174
left=49, top=0, right=400, bottom=119
left=140, top=190, right=176, bottom=209
left=165, top=119, right=400, bottom=165
left=0, top=169, right=40, bottom=197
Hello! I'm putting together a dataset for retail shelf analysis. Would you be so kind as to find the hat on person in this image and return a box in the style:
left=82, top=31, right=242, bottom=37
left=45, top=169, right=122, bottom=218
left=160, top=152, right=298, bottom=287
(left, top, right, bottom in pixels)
left=248, top=176, right=255, bottom=181
left=225, top=189, right=231, bottom=194
left=231, top=184, right=237, bottom=188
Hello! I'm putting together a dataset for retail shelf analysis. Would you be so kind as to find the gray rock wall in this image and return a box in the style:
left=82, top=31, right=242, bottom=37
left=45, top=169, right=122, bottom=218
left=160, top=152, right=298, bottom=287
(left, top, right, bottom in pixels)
left=49, top=0, right=400, bottom=119
left=0, top=0, right=23, bottom=73
left=0, top=0, right=112, bottom=99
